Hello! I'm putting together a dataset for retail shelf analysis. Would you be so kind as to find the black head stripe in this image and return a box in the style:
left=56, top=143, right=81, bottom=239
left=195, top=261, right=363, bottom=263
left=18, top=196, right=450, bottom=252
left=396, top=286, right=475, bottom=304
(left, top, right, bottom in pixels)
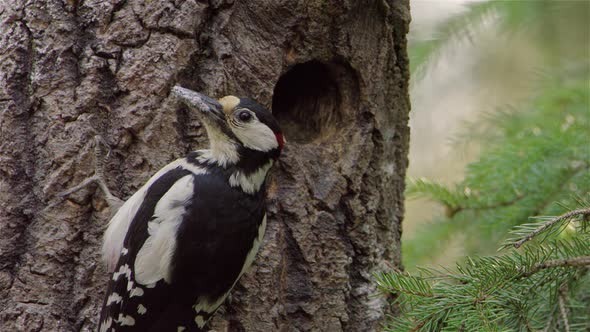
left=237, top=98, right=282, bottom=134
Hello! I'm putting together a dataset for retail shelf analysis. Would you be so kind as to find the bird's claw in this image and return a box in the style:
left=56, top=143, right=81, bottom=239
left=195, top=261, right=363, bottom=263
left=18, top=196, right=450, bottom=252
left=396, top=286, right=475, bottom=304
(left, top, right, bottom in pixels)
left=56, top=134, right=123, bottom=212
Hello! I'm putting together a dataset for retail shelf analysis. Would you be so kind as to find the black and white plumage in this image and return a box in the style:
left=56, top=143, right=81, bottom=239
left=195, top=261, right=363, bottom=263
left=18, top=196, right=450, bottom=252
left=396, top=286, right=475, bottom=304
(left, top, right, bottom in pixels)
left=98, top=86, right=284, bottom=332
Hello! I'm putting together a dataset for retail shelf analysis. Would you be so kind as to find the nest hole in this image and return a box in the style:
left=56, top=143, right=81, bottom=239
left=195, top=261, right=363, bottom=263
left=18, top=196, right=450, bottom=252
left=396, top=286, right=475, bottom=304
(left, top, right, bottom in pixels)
left=272, top=61, right=343, bottom=144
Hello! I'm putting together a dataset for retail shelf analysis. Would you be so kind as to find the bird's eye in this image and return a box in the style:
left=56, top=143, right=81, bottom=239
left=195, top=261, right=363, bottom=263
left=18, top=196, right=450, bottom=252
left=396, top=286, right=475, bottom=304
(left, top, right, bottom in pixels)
left=238, top=110, right=252, bottom=122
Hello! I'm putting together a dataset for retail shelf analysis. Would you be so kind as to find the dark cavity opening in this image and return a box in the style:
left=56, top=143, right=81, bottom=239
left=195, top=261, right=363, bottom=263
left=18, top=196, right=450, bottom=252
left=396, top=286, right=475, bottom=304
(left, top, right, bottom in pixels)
left=272, top=61, right=342, bottom=144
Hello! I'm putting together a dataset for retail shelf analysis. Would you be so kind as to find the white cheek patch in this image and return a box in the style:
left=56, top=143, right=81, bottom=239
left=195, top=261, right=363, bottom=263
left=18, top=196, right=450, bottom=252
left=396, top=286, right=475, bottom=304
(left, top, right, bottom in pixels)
left=232, top=122, right=279, bottom=152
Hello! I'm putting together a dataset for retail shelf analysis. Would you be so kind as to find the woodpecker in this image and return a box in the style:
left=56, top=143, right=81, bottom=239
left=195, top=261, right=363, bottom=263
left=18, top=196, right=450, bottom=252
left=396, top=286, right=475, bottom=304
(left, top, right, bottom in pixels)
left=97, top=86, right=284, bottom=332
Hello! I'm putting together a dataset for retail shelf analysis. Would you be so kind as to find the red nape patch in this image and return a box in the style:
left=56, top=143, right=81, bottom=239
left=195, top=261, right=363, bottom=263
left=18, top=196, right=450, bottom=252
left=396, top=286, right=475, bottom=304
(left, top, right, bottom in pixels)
left=275, top=133, right=285, bottom=150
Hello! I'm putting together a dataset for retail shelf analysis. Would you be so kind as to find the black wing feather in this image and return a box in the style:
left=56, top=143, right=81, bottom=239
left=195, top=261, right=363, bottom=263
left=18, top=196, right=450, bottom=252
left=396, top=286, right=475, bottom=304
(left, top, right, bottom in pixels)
left=172, top=172, right=265, bottom=300
left=98, top=167, right=191, bottom=331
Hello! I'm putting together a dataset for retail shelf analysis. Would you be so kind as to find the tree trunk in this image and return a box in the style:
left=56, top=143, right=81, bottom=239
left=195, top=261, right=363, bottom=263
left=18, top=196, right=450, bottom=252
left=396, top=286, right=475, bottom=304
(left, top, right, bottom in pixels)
left=0, top=0, right=410, bottom=331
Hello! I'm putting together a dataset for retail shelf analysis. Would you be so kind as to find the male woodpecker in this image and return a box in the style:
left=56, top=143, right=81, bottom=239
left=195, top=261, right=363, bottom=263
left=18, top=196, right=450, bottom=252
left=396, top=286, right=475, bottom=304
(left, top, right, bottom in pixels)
left=98, top=86, right=284, bottom=332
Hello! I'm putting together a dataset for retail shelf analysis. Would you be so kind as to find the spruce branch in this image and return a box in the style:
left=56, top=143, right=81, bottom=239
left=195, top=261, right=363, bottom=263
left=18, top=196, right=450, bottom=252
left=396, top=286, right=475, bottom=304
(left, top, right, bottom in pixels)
left=409, top=320, right=425, bottom=332
left=518, top=256, right=590, bottom=279
left=397, top=2, right=590, bottom=329
left=378, top=250, right=590, bottom=331
left=542, top=309, right=555, bottom=332
left=511, top=208, right=590, bottom=249
left=558, top=284, right=570, bottom=332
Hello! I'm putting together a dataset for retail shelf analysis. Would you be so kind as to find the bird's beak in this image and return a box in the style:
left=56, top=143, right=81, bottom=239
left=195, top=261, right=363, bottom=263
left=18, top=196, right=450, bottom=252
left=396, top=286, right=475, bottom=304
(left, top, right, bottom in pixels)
left=171, top=86, right=226, bottom=124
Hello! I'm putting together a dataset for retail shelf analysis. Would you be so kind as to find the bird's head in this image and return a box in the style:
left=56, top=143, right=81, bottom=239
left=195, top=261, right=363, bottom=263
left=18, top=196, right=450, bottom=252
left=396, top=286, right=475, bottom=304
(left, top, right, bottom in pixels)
left=172, top=86, right=284, bottom=166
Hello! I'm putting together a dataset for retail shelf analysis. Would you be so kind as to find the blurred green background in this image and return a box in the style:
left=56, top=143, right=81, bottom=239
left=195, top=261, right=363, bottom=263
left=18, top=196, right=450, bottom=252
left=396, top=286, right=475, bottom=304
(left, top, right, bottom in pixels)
left=404, top=0, right=590, bottom=270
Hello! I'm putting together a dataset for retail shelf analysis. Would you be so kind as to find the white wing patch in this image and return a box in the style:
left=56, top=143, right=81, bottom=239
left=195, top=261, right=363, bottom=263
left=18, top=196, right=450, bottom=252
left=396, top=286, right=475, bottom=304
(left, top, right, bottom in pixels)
left=102, top=158, right=206, bottom=272
left=134, top=174, right=195, bottom=285
left=106, top=292, right=123, bottom=306
left=99, top=317, right=112, bottom=332
left=229, top=161, right=273, bottom=194
left=102, top=188, right=148, bottom=272
left=116, top=314, right=136, bottom=326
left=112, top=264, right=132, bottom=281
left=128, top=284, right=144, bottom=298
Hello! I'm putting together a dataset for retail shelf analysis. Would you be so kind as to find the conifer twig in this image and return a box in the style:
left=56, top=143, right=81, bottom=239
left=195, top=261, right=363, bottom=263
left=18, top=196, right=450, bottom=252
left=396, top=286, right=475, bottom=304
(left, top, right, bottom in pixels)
left=513, top=208, right=590, bottom=248
left=542, top=310, right=554, bottom=332
left=558, top=284, right=570, bottom=332
left=521, top=256, right=590, bottom=278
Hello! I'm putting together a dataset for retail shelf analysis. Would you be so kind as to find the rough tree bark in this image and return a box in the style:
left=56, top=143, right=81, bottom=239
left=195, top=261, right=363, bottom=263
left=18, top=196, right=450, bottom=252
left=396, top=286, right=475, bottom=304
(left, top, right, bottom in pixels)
left=0, top=0, right=410, bottom=331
